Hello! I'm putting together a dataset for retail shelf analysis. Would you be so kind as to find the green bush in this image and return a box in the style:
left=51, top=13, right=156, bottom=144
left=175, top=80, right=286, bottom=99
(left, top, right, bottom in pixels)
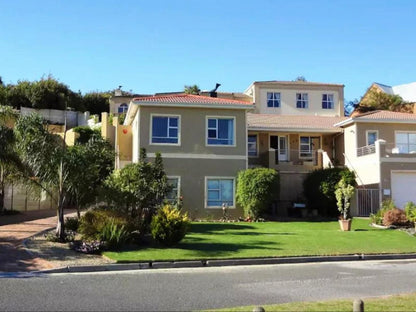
left=78, top=209, right=132, bottom=241
left=65, top=217, right=80, bottom=232
left=236, top=168, right=279, bottom=219
left=370, top=199, right=396, bottom=225
left=100, top=221, right=130, bottom=250
left=405, top=201, right=416, bottom=223
left=303, top=168, right=355, bottom=217
left=151, top=205, right=189, bottom=246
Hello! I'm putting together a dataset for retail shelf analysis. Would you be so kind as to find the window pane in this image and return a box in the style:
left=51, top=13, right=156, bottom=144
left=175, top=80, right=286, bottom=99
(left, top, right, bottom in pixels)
left=220, top=180, right=233, bottom=202
left=208, top=190, right=220, bottom=200
left=208, top=179, right=219, bottom=189
left=208, top=129, right=217, bottom=138
left=300, top=137, right=310, bottom=144
left=152, top=117, right=168, bottom=137
left=322, top=94, right=327, bottom=101
left=169, top=117, right=178, bottom=127
left=267, top=92, right=273, bottom=100
left=396, top=133, right=408, bottom=144
left=218, top=119, right=230, bottom=139
left=367, top=132, right=377, bottom=145
left=267, top=99, right=273, bottom=107
left=169, top=128, right=178, bottom=138
left=208, top=119, right=216, bottom=128
left=409, top=134, right=416, bottom=144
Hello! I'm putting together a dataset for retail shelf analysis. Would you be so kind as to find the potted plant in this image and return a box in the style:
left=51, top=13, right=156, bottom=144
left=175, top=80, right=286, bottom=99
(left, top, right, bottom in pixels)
left=335, top=177, right=355, bottom=231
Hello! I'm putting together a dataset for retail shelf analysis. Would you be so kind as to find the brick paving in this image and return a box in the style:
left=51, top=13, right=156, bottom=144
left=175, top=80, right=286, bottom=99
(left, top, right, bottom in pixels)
left=0, top=209, right=76, bottom=272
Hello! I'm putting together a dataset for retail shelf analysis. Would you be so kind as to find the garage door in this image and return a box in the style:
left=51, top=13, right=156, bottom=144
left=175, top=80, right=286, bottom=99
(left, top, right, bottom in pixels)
left=391, top=171, right=416, bottom=209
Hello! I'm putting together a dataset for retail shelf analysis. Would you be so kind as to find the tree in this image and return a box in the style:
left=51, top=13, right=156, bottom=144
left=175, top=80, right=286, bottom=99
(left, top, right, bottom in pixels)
left=358, top=89, right=411, bottom=113
left=236, top=168, right=280, bottom=219
left=184, top=85, right=200, bottom=95
left=294, top=76, right=307, bottom=82
left=335, top=177, right=355, bottom=220
left=103, top=150, right=170, bottom=234
left=82, top=92, right=110, bottom=115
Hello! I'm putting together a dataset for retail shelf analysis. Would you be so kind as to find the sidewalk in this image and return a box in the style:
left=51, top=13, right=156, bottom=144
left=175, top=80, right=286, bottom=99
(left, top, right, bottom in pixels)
left=0, top=209, right=76, bottom=272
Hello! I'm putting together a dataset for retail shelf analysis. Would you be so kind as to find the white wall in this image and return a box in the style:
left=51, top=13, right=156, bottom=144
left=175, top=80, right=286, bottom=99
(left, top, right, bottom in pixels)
left=20, top=107, right=89, bottom=128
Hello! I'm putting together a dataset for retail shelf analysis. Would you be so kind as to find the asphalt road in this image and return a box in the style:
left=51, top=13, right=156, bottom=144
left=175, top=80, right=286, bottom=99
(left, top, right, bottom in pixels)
left=1, top=260, right=416, bottom=311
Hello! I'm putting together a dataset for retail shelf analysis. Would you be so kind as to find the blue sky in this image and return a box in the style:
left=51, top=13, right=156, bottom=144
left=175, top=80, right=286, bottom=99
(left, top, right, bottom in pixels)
left=1, top=0, right=415, bottom=102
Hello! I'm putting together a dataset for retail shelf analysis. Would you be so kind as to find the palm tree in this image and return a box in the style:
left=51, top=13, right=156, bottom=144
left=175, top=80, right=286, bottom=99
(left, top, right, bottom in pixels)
left=184, top=85, right=200, bottom=95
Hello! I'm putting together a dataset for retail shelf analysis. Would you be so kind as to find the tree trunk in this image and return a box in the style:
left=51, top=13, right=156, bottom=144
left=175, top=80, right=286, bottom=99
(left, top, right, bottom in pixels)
left=56, top=160, right=66, bottom=240
left=0, top=165, right=4, bottom=213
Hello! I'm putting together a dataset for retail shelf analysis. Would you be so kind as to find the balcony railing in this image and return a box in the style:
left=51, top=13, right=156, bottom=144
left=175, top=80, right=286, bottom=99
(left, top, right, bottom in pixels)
left=357, top=144, right=376, bottom=157
left=267, top=149, right=321, bottom=166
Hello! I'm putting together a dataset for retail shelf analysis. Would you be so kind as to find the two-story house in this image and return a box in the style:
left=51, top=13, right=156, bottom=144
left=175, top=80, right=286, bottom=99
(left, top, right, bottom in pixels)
left=243, top=81, right=347, bottom=214
left=116, top=94, right=253, bottom=219
left=335, top=110, right=416, bottom=215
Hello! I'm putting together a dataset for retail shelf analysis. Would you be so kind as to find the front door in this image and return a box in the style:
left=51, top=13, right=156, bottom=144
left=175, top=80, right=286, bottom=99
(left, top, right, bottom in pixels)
left=270, top=135, right=288, bottom=162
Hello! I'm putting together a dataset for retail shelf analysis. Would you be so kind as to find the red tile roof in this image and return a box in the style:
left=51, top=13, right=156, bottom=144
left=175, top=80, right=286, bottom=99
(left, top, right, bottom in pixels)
left=132, top=94, right=253, bottom=106
left=335, top=110, right=416, bottom=127
left=248, top=113, right=346, bottom=132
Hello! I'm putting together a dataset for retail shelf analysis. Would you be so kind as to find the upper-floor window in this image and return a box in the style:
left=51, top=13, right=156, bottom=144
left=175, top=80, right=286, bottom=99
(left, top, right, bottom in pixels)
left=267, top=92, right=281, bottom=108
left=151, top=115, right=180, bottom=144
left=248, top=134, right=258, bottom=157
left=322, top=94, right=334, bottom=109
left=207, top=117, right=234, bottom=146
left=296, top=93, right=309, bottom=108
left=366, top=130, right=378, bottom=146
left=396, top=132, right=416, bottom=153
left=118, top=103, right=128, bottom=113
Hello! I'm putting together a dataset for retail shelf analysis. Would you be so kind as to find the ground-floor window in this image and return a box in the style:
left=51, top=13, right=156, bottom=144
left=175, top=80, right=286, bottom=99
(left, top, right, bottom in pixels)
left=205, top=177, right=235, bottom=208
left=166, top=177, right=180, bottom=202
left=248, top=134, right=258, bottom=157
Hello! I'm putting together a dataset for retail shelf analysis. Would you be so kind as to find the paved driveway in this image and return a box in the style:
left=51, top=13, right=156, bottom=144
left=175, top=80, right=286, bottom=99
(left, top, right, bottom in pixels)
left=0, top=209, right=75, bottom=272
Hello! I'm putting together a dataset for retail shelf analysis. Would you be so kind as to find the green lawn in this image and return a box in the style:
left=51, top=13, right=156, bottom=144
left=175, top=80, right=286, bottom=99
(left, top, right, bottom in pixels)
left=104, top=218, right=416, bottom=262
left=209, top=292, right=416, bottom=311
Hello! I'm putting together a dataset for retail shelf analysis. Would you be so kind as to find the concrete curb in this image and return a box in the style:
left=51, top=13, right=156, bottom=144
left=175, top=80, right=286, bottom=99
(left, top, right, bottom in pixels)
left=34, top=253, right=416, bottom=274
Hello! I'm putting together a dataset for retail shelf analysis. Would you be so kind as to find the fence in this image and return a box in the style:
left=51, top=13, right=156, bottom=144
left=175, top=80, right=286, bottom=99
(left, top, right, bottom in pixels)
left=356, top=189, right=379, bottom=216
left=4, top=184, right=55, bottom=211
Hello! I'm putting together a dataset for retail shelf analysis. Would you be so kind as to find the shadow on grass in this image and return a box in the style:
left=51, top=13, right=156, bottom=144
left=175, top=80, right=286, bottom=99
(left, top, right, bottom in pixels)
left=188, top=223, right=255, bottom=234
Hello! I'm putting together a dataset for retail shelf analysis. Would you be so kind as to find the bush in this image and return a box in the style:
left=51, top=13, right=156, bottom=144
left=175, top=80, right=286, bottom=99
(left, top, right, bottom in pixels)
left=100, top=221, right=130, bottom=250
left=383, top=208, right=409, bottom=227
left=151, top=205, right=189, bottom=246
left=370, top=200, right=396, bottom=225
left=303, top=168, right=355, bottom=217
left=78, top=209, right=132, bottom=241
left=236, top=168, right=279, bottom=219
left=65, top=217, right=80, bottom=232
left=404, top=202, right=416, bottom=223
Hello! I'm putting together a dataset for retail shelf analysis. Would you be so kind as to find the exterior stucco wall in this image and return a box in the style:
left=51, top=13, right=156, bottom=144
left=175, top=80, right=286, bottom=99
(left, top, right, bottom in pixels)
left=252, top=83, right=344, bottom=117
left=138, top=106, right=247, bottom=157
left=380, top=163, right=416, bottom=204
left=355, top=122, right=416, bottom=148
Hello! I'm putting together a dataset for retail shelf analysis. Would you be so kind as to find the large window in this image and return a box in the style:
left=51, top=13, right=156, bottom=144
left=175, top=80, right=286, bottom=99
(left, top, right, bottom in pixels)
left=322, top=94, right=334, bottom=109
left=206, top=178, right=234, bottom=208
left=207, top=117, right=234, bottom=145
left=296, top=93, right=309, bottom=108
left=151, top=115, right=179, bottom=144
left=248, top=135, right=258, bottom=157
left=267, top=92, right=281, bottom=108
left=366, top=130, right=378, bottom=146
left=118, top=103, right=128, bottom=113
left=166, top=177, right=180, bottom=202
left=396, top=132, right=416, bottom=153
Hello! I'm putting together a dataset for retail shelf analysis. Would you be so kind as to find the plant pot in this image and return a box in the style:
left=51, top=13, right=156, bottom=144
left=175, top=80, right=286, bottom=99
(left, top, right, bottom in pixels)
left=339, top=219, right=352, bottom=231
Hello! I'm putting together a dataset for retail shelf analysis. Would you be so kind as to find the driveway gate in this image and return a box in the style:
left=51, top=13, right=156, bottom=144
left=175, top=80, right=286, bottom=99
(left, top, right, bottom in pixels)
left=356, top=189, right=379, bottom=216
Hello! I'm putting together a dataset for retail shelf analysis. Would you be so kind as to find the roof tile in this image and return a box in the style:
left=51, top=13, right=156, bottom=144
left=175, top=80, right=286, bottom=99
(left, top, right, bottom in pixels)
left=132, top=94, right=253, bottom=106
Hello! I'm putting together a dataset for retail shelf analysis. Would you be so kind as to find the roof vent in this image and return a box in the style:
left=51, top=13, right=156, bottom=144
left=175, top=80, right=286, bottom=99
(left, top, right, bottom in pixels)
left=209, top=83, right=221, bottom=98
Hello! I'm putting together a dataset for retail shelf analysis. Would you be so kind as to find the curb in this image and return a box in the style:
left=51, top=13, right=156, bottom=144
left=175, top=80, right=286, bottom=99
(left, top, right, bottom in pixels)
left=34, top=253, right=416, bottom=274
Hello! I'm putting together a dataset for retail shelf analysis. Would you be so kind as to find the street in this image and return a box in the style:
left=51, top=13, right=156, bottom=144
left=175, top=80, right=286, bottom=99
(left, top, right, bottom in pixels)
left=1, top=260, right=416, bottom=311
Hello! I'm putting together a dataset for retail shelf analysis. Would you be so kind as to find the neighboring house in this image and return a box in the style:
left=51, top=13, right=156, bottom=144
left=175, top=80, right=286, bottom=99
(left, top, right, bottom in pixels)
left=335, top=110, right=416, bottom=215
left=104, top=94, right=253, bottom=219
left=243, top=81, right=347, bottom=214
left=361, top=82, right=416, bottom=105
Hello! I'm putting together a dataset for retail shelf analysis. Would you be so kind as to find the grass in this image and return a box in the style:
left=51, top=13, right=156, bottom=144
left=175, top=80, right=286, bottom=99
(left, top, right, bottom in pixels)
left=209, top=292, right=416, bottom=311
left=104, top=218, right=416, bottom=262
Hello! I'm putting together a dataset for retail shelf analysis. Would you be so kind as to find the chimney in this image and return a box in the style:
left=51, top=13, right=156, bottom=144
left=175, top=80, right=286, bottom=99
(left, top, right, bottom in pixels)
left=115, top=86, right=122, bottom=96
left=209, top=83, right=221, bottom=97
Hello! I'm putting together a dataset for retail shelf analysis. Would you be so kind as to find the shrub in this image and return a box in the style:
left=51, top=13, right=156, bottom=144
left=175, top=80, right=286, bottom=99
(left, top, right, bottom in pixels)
left=335, top=177, right=355, bottom=220
left=100, top=221, right=130, bottom=250
left=151, top=205, right=189, bottom=246
left=65, top=217, right=80, bottom=232
left=78, top=209, right=132, bottom=241
left=303, top=168, right=355, bottom=217
left=236, top=168, right=279, bottom=219
left=370, top=200, right=396, bottom=225
left=383, top=208, right=409, bottom=227
left=404, top=202, right=416, bottom=223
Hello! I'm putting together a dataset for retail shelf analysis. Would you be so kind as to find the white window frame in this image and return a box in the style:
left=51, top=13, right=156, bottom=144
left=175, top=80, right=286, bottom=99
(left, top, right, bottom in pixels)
left=205, top=116, right=236, bottom=147
left=150, top=114, right=181, bottom=146
left=118, top=103, right=129, bottom=114
left=266, top=92, right=281, bottom=108
left=322, top=94, right=334, bottom=109
left=395, top=131, right=416, bottom=154
left=166, top=176, right=181, bottom=202
left=296, top=93, right=309, bottom=109
left=366, top=130, right=379, bottom=146
left=204, top=176, right=236, bottom=209
left=248, top=133, right=258, bottom=158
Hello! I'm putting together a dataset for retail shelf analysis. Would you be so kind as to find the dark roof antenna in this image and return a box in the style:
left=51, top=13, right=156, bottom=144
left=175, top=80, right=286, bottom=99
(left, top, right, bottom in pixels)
left=209, top=83, right=221, bottom=98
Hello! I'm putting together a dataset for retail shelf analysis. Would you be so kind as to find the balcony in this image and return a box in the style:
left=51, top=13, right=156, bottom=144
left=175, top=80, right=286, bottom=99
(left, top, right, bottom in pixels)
left=356, top=141, right=416, bottom=159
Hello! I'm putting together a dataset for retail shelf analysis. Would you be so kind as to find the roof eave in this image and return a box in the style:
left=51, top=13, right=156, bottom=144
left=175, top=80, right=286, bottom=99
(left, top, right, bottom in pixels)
left=131, top=101, right=254, bottom=110
left=248, top=126, right=343, bottom=133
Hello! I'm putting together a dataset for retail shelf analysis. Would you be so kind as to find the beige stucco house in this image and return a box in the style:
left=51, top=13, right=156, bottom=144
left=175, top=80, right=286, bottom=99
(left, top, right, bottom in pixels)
left=113, top=94, right=253, bottom=219
left=335, top=110, right=416, bottom=215
left=242, top=81, right=347, bottom=214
